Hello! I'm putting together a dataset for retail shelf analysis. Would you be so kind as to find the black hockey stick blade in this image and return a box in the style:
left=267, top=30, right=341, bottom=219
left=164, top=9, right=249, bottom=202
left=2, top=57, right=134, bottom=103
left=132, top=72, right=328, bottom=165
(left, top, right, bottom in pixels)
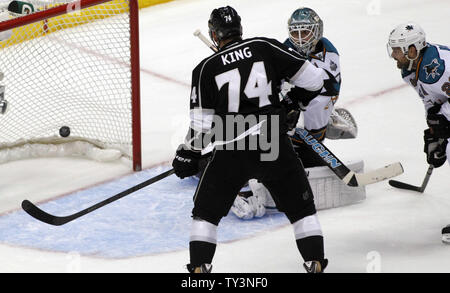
left=388, top=180, right=422, bottom=192
left=388, top=165, right=433, bottom=193
left=22, top=199, right=65, bottom=226
left=22, top=168, right=175, bottom=226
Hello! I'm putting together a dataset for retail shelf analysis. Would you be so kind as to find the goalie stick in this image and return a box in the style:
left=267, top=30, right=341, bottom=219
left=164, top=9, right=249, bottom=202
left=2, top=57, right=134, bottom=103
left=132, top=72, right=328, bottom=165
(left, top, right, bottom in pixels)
left=388, top=165, right=434, bottom=193
left=293, top=128, right=403, bottom=186
left=22, top=168, right=175, bottom=226
left=193, top=29, right=404, bottom=187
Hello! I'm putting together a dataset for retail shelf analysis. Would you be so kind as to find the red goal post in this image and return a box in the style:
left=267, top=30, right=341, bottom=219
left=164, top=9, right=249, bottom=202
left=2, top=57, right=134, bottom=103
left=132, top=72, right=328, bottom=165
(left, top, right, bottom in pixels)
left=0, top=0, right=142, bottom=171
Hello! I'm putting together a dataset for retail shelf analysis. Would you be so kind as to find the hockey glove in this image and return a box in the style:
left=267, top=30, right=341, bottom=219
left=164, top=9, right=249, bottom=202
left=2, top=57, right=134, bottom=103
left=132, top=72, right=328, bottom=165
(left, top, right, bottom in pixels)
left=281, top=95, right=301, bottom=131
left=281, top=87, right=313, bottom=131
left=424, top=129, right=448, bottom=168
left=287, top=86, right=321, bottom=109
left=172, top=145, right=203, bottom=179
left=427, top=113, right=450, bottom=138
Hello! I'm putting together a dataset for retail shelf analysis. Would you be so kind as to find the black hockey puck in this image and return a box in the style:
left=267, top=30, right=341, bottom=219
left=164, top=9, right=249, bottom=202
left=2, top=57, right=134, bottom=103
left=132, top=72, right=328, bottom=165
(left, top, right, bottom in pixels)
left=59, top=126, right=71, bottom=137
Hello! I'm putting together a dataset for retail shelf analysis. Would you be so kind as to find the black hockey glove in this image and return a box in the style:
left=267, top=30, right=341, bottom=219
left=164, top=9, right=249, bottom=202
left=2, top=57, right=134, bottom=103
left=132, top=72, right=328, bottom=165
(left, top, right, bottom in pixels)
left=424, top=129, right=448, bottom=168
left=427, top=113, right=450, bottom=138
left=281, top=86, right=316, bottom=130
left=172, top=145, right=203, bottom=179
left=287, top=86, right=321, bottom=109
left=281, top=93, right=302, bottom=131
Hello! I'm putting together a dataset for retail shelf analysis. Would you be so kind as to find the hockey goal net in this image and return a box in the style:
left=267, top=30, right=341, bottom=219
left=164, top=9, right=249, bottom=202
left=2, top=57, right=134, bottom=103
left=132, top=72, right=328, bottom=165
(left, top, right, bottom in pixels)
left=0, top=0, right=141, bottom=171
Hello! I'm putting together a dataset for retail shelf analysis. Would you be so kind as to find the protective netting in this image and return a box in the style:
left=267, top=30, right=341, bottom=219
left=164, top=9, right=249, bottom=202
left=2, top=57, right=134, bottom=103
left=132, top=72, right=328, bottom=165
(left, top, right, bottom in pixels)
left=0, top=0, right=139, bottom=166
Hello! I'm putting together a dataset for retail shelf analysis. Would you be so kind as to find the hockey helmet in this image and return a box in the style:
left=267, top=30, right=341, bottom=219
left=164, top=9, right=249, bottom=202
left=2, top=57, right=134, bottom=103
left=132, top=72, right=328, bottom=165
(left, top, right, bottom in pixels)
left=387, top=22, right=426, bottom=61
left=288, top=7, right=323, bottom=55
left=208, top=6, right=242, bottom=47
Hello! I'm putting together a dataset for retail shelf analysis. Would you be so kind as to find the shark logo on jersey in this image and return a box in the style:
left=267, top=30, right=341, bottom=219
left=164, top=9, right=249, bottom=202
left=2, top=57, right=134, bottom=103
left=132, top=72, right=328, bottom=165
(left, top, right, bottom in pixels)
left=424, top=58, right=441, bottom=80
left=405, top=25, right=414, bottom=31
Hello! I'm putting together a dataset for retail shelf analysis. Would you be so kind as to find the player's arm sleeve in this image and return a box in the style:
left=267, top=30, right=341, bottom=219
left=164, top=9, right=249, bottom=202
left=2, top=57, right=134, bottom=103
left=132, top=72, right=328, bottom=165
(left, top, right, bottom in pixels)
left=266, top=38, right=324, bottom=105
left=184, top=65, right=216, bottom=151
left=285, top=61, right=325, bottom=106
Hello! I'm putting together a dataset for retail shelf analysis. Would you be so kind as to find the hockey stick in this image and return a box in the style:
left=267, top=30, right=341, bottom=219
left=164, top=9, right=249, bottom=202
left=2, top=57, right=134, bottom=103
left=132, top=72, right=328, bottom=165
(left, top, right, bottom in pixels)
left=293, top=128, right=403, bottom=186
left=193, top=29, right=218, bottom=52
left=193, top=30, right=404, bottom=187
left=388, top=165, right=433, bottom=193
left=22, top=168, right=175, bottom=226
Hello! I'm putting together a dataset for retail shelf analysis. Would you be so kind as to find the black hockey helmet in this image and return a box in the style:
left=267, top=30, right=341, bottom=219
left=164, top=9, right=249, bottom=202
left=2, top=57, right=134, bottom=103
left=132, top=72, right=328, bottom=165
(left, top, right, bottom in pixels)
left=208, top=6, right=242, bottom=47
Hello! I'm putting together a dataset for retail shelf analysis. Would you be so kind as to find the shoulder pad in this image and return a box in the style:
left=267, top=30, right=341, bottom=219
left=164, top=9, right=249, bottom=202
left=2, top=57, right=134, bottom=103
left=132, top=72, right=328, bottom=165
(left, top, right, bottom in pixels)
left=320, top=37, right=339, bottom=55
left=418, top=45, right=445, bottom=84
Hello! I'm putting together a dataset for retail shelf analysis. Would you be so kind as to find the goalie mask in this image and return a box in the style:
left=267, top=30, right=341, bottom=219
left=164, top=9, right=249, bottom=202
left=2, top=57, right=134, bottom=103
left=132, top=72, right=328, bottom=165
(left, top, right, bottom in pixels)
left=387, top=22, right=426, bottom=71
left=208, top=6, right=242, bottom=48
left=288, top=7, right=323, bottom=56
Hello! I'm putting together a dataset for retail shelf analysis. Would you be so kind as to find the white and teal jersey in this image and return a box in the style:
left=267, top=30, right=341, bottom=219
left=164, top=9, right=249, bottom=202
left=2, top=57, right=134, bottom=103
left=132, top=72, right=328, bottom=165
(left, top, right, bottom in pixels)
left=283, top=37, right=341, bottom=137
left=401, top=43, right=450, bottom=120
left=284, top=37, right=341, bottom=93
left=402, top=43, right=450, bottom=165
left=307, top=38, right=341, bottom=91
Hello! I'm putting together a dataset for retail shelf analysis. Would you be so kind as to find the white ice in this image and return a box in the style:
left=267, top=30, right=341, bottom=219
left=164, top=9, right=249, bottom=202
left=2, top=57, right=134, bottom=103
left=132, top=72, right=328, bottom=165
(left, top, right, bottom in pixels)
left=0, top=0, right=450, bottom=272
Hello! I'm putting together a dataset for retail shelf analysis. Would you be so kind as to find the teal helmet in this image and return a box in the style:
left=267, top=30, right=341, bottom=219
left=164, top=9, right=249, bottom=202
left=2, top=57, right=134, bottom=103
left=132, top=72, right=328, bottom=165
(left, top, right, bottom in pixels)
left=288, top=7, right=323, bottom=55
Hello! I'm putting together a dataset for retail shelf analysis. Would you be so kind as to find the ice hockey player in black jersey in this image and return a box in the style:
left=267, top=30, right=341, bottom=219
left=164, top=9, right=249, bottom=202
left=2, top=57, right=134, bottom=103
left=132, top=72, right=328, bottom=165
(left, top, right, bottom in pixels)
left=230, top=7, right=357, bottom=220
left=172, top=6, right=328, bottom=273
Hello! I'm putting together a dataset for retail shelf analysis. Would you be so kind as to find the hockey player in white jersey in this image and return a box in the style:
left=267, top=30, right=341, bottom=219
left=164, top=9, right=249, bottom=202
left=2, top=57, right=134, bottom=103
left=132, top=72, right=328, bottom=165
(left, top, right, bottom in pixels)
left=387, top=22, right=450, bottom=243
left=230, top=7, right=358, bottom=219
left=284, top=7, right=352, bottom=147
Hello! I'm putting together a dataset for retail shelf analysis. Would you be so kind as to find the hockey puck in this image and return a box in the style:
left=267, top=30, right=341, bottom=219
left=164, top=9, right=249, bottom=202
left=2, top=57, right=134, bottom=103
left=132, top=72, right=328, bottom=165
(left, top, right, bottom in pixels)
left=442, top=225, right=450, bottom=244
left=59, top=126, right=71, bottom=137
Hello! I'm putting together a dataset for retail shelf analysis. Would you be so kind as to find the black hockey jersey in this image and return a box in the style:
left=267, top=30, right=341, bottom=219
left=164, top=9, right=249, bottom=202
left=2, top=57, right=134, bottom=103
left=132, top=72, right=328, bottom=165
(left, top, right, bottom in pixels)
left=187, top=37, right=324, bottom=152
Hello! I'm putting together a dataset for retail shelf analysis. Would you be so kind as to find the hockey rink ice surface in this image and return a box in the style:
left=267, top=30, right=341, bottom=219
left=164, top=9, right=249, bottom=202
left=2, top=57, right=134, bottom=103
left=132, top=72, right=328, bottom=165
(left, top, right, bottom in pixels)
left=0, top=0, right=449, bottom=272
